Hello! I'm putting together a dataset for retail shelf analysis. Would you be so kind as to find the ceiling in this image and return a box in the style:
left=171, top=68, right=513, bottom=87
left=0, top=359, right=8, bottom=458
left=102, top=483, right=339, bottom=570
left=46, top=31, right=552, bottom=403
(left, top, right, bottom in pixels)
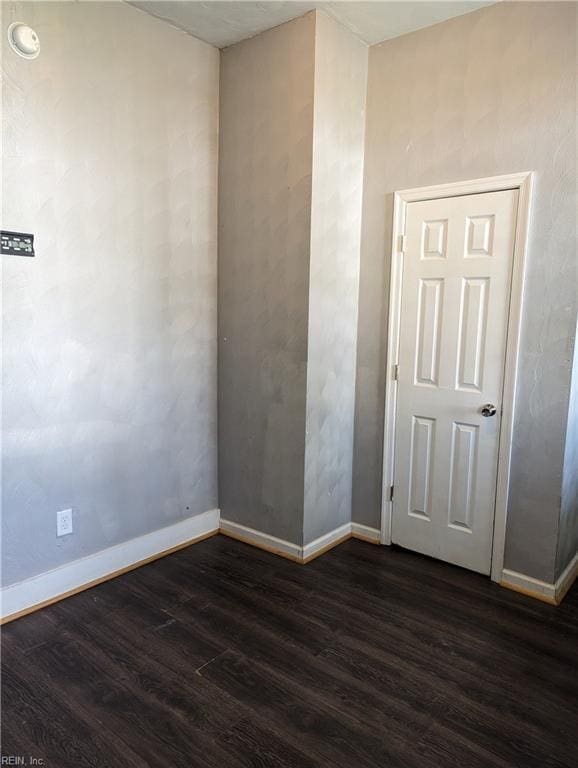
left=129, top=1, right=494, bottom=49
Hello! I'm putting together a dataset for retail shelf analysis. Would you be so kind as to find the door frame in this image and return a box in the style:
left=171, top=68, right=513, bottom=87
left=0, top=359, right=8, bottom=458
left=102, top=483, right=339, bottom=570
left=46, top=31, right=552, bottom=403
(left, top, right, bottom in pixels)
left=380, top=172, right=534, bottom=583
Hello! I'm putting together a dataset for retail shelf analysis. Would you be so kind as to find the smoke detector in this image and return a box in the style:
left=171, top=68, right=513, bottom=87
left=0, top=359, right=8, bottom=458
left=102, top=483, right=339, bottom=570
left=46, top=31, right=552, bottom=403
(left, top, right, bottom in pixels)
left=7, top=22, right=40, bottom=59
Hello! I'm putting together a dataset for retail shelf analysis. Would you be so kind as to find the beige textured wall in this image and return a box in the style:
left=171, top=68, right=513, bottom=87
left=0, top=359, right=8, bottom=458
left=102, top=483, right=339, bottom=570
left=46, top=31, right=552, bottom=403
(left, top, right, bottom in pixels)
left=303, top=12, right=368, bottom=544
left=558, top=314, right=578, bottom=578
left=218, top=13, right=316, bottom=543
left=2, top=1, right=219, bottom=585
left=353, top=1, right=577, bottom=582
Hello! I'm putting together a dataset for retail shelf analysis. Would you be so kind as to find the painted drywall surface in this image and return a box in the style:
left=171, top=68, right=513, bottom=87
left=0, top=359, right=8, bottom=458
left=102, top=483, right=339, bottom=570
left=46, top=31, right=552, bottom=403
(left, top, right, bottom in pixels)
left=218, top=13, right=315, bottom=544
left=557, top=317, right=578, bottom=578
left=130, top=0, right=493, bottom=48
left=1, top=1, right=219, bottom=585
left=353, top=1, right=576, bottom=582
left=303, top=12, right=367, bottom=545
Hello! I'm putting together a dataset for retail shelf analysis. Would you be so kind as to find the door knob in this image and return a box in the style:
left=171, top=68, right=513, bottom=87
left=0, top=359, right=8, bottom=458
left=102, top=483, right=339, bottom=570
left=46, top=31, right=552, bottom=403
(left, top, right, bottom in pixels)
left=481, top=403, right=497, bottom=417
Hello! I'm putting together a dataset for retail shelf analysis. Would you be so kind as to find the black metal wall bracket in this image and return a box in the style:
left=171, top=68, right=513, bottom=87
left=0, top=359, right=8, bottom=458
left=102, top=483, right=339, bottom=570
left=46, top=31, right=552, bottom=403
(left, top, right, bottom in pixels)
left=1, top=230, right=35, bottom=257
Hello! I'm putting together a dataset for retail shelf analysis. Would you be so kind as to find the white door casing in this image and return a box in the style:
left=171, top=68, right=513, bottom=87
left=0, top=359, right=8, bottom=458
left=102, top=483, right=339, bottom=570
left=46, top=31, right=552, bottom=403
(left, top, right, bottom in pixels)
left=392, top=190, right=518, bottom=575
left=381, top=173, right=534, bottom=582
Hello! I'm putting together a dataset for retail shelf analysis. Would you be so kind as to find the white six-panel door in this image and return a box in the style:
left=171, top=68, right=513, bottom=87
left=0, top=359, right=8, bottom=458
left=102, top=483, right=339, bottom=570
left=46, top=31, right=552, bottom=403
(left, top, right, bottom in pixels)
left=392, top=189, right=519, bottom=574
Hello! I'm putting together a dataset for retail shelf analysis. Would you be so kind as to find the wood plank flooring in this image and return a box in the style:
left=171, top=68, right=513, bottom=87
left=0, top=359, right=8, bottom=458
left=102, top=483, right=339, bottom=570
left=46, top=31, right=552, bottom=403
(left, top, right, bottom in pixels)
left=1, top=535, right=577, bottom=767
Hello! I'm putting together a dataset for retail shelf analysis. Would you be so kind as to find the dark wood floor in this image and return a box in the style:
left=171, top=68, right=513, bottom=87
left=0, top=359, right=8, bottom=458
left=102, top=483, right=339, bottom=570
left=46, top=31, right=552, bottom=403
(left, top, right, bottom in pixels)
left=2, top=535, right=577, bottom=768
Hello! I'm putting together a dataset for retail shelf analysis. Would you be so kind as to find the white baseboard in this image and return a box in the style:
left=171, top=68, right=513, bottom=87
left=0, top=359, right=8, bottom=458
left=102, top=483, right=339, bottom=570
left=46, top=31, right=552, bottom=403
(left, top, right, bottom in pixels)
left=219, top=518, right=302, bottom=561
left=1, top=508, right=220, bottom=623
left=501, top=569, right=557, bottom=604
left=302, top=522, right=351, bottom=562
left=555, top=550, right=578, bottom=602
left=501, top=551, right=578, bottom=605
left=220, top=518, right=382, bottom=564
left=351, top=522, right=381, bottom=543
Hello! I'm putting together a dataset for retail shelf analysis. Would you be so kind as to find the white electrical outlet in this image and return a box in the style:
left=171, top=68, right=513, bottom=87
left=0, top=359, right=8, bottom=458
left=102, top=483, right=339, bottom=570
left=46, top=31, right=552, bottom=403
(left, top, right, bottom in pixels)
left=56, top=508, right=73, bottom=537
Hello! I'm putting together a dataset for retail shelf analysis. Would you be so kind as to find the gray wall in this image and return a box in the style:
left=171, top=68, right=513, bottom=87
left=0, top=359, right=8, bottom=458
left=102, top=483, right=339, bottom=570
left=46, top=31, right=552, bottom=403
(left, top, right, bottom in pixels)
left=303, top=12, right=367, bottom=544
left=219, top=10, right=368, bottom=547
left=218, top=13, right=316, bottom=544
left=557, top=315, right=578, bottom=578
left=3, top=1, right=575, bottom=583
left=353, top=1, right=577, bottom=582
left=1, top=1, right=219, bottom=585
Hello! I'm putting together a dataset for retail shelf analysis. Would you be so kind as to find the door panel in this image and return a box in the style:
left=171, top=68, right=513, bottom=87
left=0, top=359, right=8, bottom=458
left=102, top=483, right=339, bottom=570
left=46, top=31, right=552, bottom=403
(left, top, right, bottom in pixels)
left=456, top=277, right=488, bottom=391
left=415, top=278, right=444, bottom=386
left=409, top=416, right=435, bottom=519
left=448, top=421, right=478, bottom=531
left=392, top=189, right=518, bottom=575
